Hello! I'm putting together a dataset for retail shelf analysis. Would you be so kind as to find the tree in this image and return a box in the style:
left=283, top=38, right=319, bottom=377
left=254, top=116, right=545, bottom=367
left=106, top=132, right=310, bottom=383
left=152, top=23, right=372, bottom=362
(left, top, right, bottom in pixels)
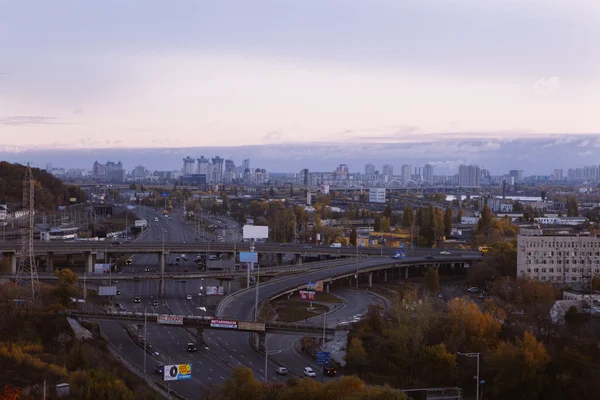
left=383, top=203, right=393, bottom=220
left=221, top=192, right=229, bottom=212
left=456, top=208, right=463, bottom=223
left=52, top=268, right=78, bottom=307
left=269, top=186, right=275, bottom=197
left=443, top=207, right=452, bottom=236
left=446, top=297, right=502, bottom=352
left=289, top=185, right=294, bottom=198
left=512, top=201, right=524, bottom=213
left=477, top=204, right=493, bottom=237
left=424, top=267, right=440, bottom=293
left=380, top=216, right=391, bottom=233
left=219, top=366, right=262, bottom=400
left=419, top=344, right=457, bottom=387
left=488, top=331, right=550, bottom=400
left=402, top=206, right=414, bottom=228
left=541, top=190, right=546, bottom=201
left=350, top=228, right=358, bottom=246
left=566, top=195, right=579, bottom=217
left=374, top=215, right=382, bottom=232
left=129, top=183, right=137, bottom=190
left=345, top=337, right=369, bottom=377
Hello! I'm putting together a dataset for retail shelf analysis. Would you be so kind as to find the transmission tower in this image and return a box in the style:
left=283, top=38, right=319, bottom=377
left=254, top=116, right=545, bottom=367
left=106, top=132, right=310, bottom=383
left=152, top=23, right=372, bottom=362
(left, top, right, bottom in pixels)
left=15, top=163, right=40, bottom=302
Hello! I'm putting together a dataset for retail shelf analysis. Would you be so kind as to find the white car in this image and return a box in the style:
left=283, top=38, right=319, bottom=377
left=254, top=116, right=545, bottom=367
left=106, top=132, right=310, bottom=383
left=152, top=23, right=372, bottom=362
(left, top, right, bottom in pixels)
left=467, top=287, right=480, bottom=293
left=186, top=295, right=192, bottom=300
left=440, top=251, right=451, bottom=255
left=276, top=367, right=288, bottom=375
left=303, top=367, right=316, bottom=377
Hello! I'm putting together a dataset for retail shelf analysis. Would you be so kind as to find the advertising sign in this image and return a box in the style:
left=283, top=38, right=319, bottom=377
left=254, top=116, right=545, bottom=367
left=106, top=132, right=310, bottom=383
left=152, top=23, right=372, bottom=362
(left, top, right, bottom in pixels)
left=306, top=281, right=324, bottom=292
left=58, top=206, right=66, bottom=211
left=160, top=192, right=169, bottom=197
left=94, top=263, right=110, bottom=274
left=157, top=315, right=184, bottom=326
left=98, top=286, right=117, bottom=296
left=243, top=225, right=268, bottom=240
left=238, top=321, right=266, bottom=332
left=239, top=252, right=258, bottom=263
left=135, top=219, right=147, bottom=227
left=69, top=197, right=77, bottom=202
left=246, top=218, right=254, bottom=225
left=210, top=319, right=238, bottom=329
left=299, top=290, right=316, bottom=301
left=205, top=286, right=225, bottom=296
left=316, top=352, right=330, bottom=366
left=164, top=364, right=192, bottom=381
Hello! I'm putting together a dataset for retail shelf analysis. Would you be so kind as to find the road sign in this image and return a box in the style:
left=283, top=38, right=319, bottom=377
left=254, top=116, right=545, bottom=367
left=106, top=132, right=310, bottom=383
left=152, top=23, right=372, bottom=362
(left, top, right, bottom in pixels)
left=299, top=290, right=316, bottom=301
left=243, top=225, right=268, bottom=239
left=98, top=286, right=117, bottom=296
left=210, top=319, right=238, bottom=329
left=316, top=352, right=330, bottom=366
left=160, top=192, right=169, bottom=197
left=238, top=321, right=266, bottom=332
left=164, top=364, right=192, bottom=381
left=157, top=315, right=183, bottom=326
left=240, top=252, right=258, bottom=263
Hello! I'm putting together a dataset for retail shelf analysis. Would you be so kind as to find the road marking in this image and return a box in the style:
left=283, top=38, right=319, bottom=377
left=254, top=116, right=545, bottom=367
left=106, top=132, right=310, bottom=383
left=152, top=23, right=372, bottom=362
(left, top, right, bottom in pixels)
left=221, top=376, right=225, bottom=380
left=209, top=368, right=213, bottom=372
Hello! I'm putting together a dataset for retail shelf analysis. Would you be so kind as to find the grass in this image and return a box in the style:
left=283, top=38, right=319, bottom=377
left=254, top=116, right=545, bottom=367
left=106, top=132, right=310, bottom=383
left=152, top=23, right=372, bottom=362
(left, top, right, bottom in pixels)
left=312, top=292, right=343, bottom=304
left=270, top=299, right=329, bottom=323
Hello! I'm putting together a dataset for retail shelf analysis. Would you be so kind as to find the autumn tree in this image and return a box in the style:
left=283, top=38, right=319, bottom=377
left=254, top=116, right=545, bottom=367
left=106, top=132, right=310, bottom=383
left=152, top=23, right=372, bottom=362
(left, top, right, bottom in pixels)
left=345, top=337, right=369, bottom=378
left=446, top=297, right=502, bottom=352
left=566, top=195, right=579, bottom=217
left=52, top=268, right=78, bottom=308
left=219, top=366, right=262, bottom=400
left=402, top=206, right=414, bottom=228
left=424, top=267, right=440, bottom=293
left=476, top=204, right=493, bottom=238
left=488, top=331, right=550, bottom=400
left=380, top=216, right=391, bottom=233
left=350, top=228, right=358, bottom=246
left=443, top=207, right=453, bottom=236
left=456, top=208, right=463, bottom=223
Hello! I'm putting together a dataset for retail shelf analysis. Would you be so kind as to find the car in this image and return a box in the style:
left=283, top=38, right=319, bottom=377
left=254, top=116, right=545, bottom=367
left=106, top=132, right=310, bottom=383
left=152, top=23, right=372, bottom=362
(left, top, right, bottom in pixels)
left=180, top=280, right=187, bottom=283
left=154, top=364, right=164, bottom=374
left=467, top=287, right=480, bottom=293
left=174, top=261, right=180, bottom=266
left=152, top=300, right=159, bottom=306
left=116, top=290, right=121, bottom=295
left=184, top=268, right=189, bottom=273
left=175, top=257, right=180, bottom=262
left=440, top=251, right=451, bottom=255
left=144, top=268, right=150, bottom=272
left=303, top=367, right=316, bottom=377
left=186, top=294, right=192, bottom=300
left=134, top=297, right=141, bottom=303
left=275, top=367, right=288, bottom=375
left=112, top=241, right=121, bottom=246
left=126, top=259, right=132, bottom=265
left=168, top=262, right=174, bottom=266
left=323, top=367, right=336, bottom=377
left=114, top=303, right=122, bottom=309
left=425, top=255, right=435, bottom=260
left=186, top=343, right=197, bottom=352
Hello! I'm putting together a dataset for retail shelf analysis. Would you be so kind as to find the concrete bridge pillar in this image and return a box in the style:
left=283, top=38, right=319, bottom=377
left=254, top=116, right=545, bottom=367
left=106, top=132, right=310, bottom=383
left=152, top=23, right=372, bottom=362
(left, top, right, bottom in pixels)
left=368, top=273, right=373, bottom=288
left=326, top=283, right=330, bottom=293
left=258, top=333, right=266, bottom=352
left=47, top=252, right=54, bottom=271
left=384, top=270, right=388, bottom=283
left=405, top=266, right=409, bottom=280
left=85, top=252, right=96, bottom=274
left=276, top=253, right=283, bottom=266
left=158, top=278, right=165, bottom=299
left=294, top=254, right=302, bottom=265
left=158, top=252, right=166, bottom=274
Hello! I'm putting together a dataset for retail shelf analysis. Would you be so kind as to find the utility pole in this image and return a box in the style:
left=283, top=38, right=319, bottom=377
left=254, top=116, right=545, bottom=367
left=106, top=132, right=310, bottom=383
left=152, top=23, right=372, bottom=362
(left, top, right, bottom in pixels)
left=143, top=306, right=147, bottom=382
left=457, top=352, right=481, bottom=400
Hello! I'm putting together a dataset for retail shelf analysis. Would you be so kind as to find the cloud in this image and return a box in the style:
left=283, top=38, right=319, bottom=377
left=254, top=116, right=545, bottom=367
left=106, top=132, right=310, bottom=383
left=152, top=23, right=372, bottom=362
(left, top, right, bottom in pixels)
left=541, top=135, right=578, bottom=149
left=73, top=108, right=84, bottom=115
left=534, top=76, right=560, bottom=94
left=578, top=150, right=593, bottom=157
left=261, top=129, right=284, bottom=144
left=578, top=139, right=589, bottom=147
left=0, top=116, right=62, bottom=125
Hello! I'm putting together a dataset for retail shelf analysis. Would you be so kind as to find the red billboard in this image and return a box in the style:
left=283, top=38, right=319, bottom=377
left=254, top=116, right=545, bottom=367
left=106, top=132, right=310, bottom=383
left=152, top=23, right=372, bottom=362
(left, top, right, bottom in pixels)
left=299, top=290, right=316, bottom=301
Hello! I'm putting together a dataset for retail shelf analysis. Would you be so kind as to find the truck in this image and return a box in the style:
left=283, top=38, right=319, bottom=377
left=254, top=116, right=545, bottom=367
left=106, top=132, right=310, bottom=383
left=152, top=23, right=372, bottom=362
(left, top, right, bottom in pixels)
left=163, top=209, right=169, bottom=216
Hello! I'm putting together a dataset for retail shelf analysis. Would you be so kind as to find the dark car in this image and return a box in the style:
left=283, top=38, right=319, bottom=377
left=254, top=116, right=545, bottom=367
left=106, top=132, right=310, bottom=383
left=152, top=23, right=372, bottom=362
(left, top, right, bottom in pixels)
left=186, top=343, right=197, bottom=352
left=154, top=365, right=164, bottom=374
left=126, top=259, right=132, bottom=265
left=112, top=241, right=121, bottom=246
left=134, top=297, right=141, bottom=303
left=152, top=300, right=159, bottom=306
left=425, top=255, right=435, bottom=260
left=323, top=367, right=337, bottom=377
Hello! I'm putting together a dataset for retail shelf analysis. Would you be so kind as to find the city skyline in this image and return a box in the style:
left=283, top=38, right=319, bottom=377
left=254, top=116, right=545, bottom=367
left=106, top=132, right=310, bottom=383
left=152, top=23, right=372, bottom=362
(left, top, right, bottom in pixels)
left=1, top=1, right=599, bottom=150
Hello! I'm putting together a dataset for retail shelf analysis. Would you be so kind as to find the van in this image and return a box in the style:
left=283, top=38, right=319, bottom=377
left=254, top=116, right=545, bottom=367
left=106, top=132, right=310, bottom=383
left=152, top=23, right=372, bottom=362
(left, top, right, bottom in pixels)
left=330, top=243, right=341, bottom=248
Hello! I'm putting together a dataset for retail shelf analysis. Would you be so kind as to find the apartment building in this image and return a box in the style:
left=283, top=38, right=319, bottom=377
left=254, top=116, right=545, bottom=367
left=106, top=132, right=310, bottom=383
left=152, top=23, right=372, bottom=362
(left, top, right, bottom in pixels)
left=517, top=229, right=600, bottom=285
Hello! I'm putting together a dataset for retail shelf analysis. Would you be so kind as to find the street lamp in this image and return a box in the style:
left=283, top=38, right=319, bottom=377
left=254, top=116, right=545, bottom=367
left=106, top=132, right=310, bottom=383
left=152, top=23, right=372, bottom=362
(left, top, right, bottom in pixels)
left=263, top=335, right=293, bottom=383
left=457, top=352, right=481, bottom=400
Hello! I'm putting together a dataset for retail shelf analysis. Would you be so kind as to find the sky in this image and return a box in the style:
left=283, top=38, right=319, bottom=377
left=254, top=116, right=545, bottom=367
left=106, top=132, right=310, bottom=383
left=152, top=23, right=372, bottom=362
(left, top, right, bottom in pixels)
left=0, top=0, right=599, bottom=151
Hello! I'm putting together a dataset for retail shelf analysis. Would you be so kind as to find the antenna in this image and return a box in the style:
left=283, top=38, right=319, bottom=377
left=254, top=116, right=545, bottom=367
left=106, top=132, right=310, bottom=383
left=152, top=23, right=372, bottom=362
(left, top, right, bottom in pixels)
left=15, top=163, right=40, bottom=303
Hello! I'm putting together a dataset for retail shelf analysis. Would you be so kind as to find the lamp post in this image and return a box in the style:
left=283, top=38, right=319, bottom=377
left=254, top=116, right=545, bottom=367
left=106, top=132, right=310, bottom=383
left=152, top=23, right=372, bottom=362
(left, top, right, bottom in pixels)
left=457, top=352, right=481, bottom=400
left=143, top=306, right=147, bottom=382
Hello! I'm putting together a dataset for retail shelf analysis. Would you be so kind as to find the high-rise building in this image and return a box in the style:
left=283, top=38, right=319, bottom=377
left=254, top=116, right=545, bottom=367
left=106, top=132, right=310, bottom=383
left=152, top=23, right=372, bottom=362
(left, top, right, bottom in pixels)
left=364, top=164, right=375, bottom=177
left=553, top=169, right=564, bottom=181
left=369, top=188, right=386, bottom=203
left=509, top=170, right=524, bottom=182
left=243, top=159, right=250, bottom=170
left=132, top=165, right=147, bottom=179
left=183, top=157, right=196, bottom=175
left=382, top=164, right=394, bottom=181
left=300, top=169, right=309, bottom=187
left=211, top=157, right=224, bottom=183
left=196, top=156, right=210, bottom=177
left=458, top=165, right=481, bottom=187
left=401, top=164, right=411, bottom=182
left=422, top=164, right=433, bottom=182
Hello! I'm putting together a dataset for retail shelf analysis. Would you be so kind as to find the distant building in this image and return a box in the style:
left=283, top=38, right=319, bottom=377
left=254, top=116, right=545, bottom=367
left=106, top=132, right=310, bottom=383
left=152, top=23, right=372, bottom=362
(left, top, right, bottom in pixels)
left=400, top=164, right=411, bottom=182
left=212, top=157, right=224, bottom=183
left=369, top=188, right=386, bottom=203
left=132, top=165, right=147, bottom=179
left=458, top=165, right=481, bottom=187
left=300, top=169, right=309, bottom=187
left=382, top=164, right=393, bottom=182
left=422, top=164, right=433, bottom=183
left=183, top=157, right=196, bottom=175
left=509, top=169, right=524, bottom=182
left=93, top=160, right=124, bottom=182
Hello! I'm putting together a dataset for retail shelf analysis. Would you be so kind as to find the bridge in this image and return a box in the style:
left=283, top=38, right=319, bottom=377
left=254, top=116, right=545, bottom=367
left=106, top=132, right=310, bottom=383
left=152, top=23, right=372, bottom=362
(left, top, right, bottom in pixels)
left=64, top=310, right=338, bottom=336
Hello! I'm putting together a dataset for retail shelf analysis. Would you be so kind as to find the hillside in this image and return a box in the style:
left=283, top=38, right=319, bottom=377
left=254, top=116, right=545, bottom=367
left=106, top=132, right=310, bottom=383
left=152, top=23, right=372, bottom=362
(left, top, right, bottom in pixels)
left=0, top=161, right=86, bottom=211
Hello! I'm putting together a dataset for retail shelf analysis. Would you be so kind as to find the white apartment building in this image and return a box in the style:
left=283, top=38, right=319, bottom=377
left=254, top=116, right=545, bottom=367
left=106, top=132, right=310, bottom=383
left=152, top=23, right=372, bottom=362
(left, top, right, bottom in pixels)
left=369, top=188, right=386, bottom=203
left=517, top=231, right=600, bottom=285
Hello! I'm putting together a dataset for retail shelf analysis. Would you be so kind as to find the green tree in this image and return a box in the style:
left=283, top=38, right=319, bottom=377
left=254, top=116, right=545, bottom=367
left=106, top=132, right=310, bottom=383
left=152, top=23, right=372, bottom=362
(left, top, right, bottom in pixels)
left=374, top=215, right=382, bottom=232
left=424, top=267, right=440, bottom=293
left=380, top=216, right=391, bottom=233
left=383, top=203, right=393, bottom=219
left=566, top=195, right=579, bottom=217
left=289, top=185, right=294, bottom=198
left=477, top=204, right=493, bottom=237
left=52, top=269, right=78, bottom=308
left=512, top=201, right=524, bottom=212
left=129, top=183, right=137, bottom=190
left=402, top=206, right=414, bottom=228
left=345, top=337, right=369, bottom=378
left=221, top=192, right=229, bottom=212
left=349, top=228, right=358, bottom=246
left=443, top=207, right=453, bottom=236
left=488, top=331, right=550, bottom=400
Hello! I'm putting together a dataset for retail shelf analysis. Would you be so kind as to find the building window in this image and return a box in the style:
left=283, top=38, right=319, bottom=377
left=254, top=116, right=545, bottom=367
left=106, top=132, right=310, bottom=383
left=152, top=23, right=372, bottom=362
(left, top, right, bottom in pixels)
left=557, top=268, right=562, bottom=273
left=542, top=268, right=546, bottom=272
left=549, top=268, right=554, bottom=272
left=565, top=268, right=569, bottom=272
left=572, top=277, right=578, bottom=281
left=527, top=268, right=531, bottom=273
left=549, top=276, right=554, bottom=281
left=558, top=260, right=562, bottom=264
left=541, top=276, right=547, bottom=281
left=550, top=260, right=554, bottom=264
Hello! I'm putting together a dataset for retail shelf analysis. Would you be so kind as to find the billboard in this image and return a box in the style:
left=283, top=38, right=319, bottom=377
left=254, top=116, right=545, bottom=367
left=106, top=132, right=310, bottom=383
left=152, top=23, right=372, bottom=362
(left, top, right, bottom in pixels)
left=210, top=319, right=238, bottom=329
left=239, top=252, right=258, bottom=263
left=238, top=321, right=266, bottom=332
left=70, top=197, right=77, bottom=202
left=306, top=281, right=324, bottom=292
left=164, top=364, right=192, bottom=381
left=205, top=286, right=225, bottom=296
left=160, top=192, right=169, bottom=197
left=243, top=225, right=268, bottom=240
left=94, top=263, right=110, bottom=274
left=98, top=286, right=117, bottom=296
left=58, top=206, right=66, bottom=211
left=157, top=315, right=184, bottom=325
left=299, top=290, right=316, bottom=301
left=135, top=219, right=147, bottom=227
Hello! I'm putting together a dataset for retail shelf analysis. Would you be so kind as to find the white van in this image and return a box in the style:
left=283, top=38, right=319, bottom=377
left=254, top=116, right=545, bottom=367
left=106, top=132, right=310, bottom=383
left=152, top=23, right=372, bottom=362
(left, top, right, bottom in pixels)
left=330, top=243, right=341, bottom=248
